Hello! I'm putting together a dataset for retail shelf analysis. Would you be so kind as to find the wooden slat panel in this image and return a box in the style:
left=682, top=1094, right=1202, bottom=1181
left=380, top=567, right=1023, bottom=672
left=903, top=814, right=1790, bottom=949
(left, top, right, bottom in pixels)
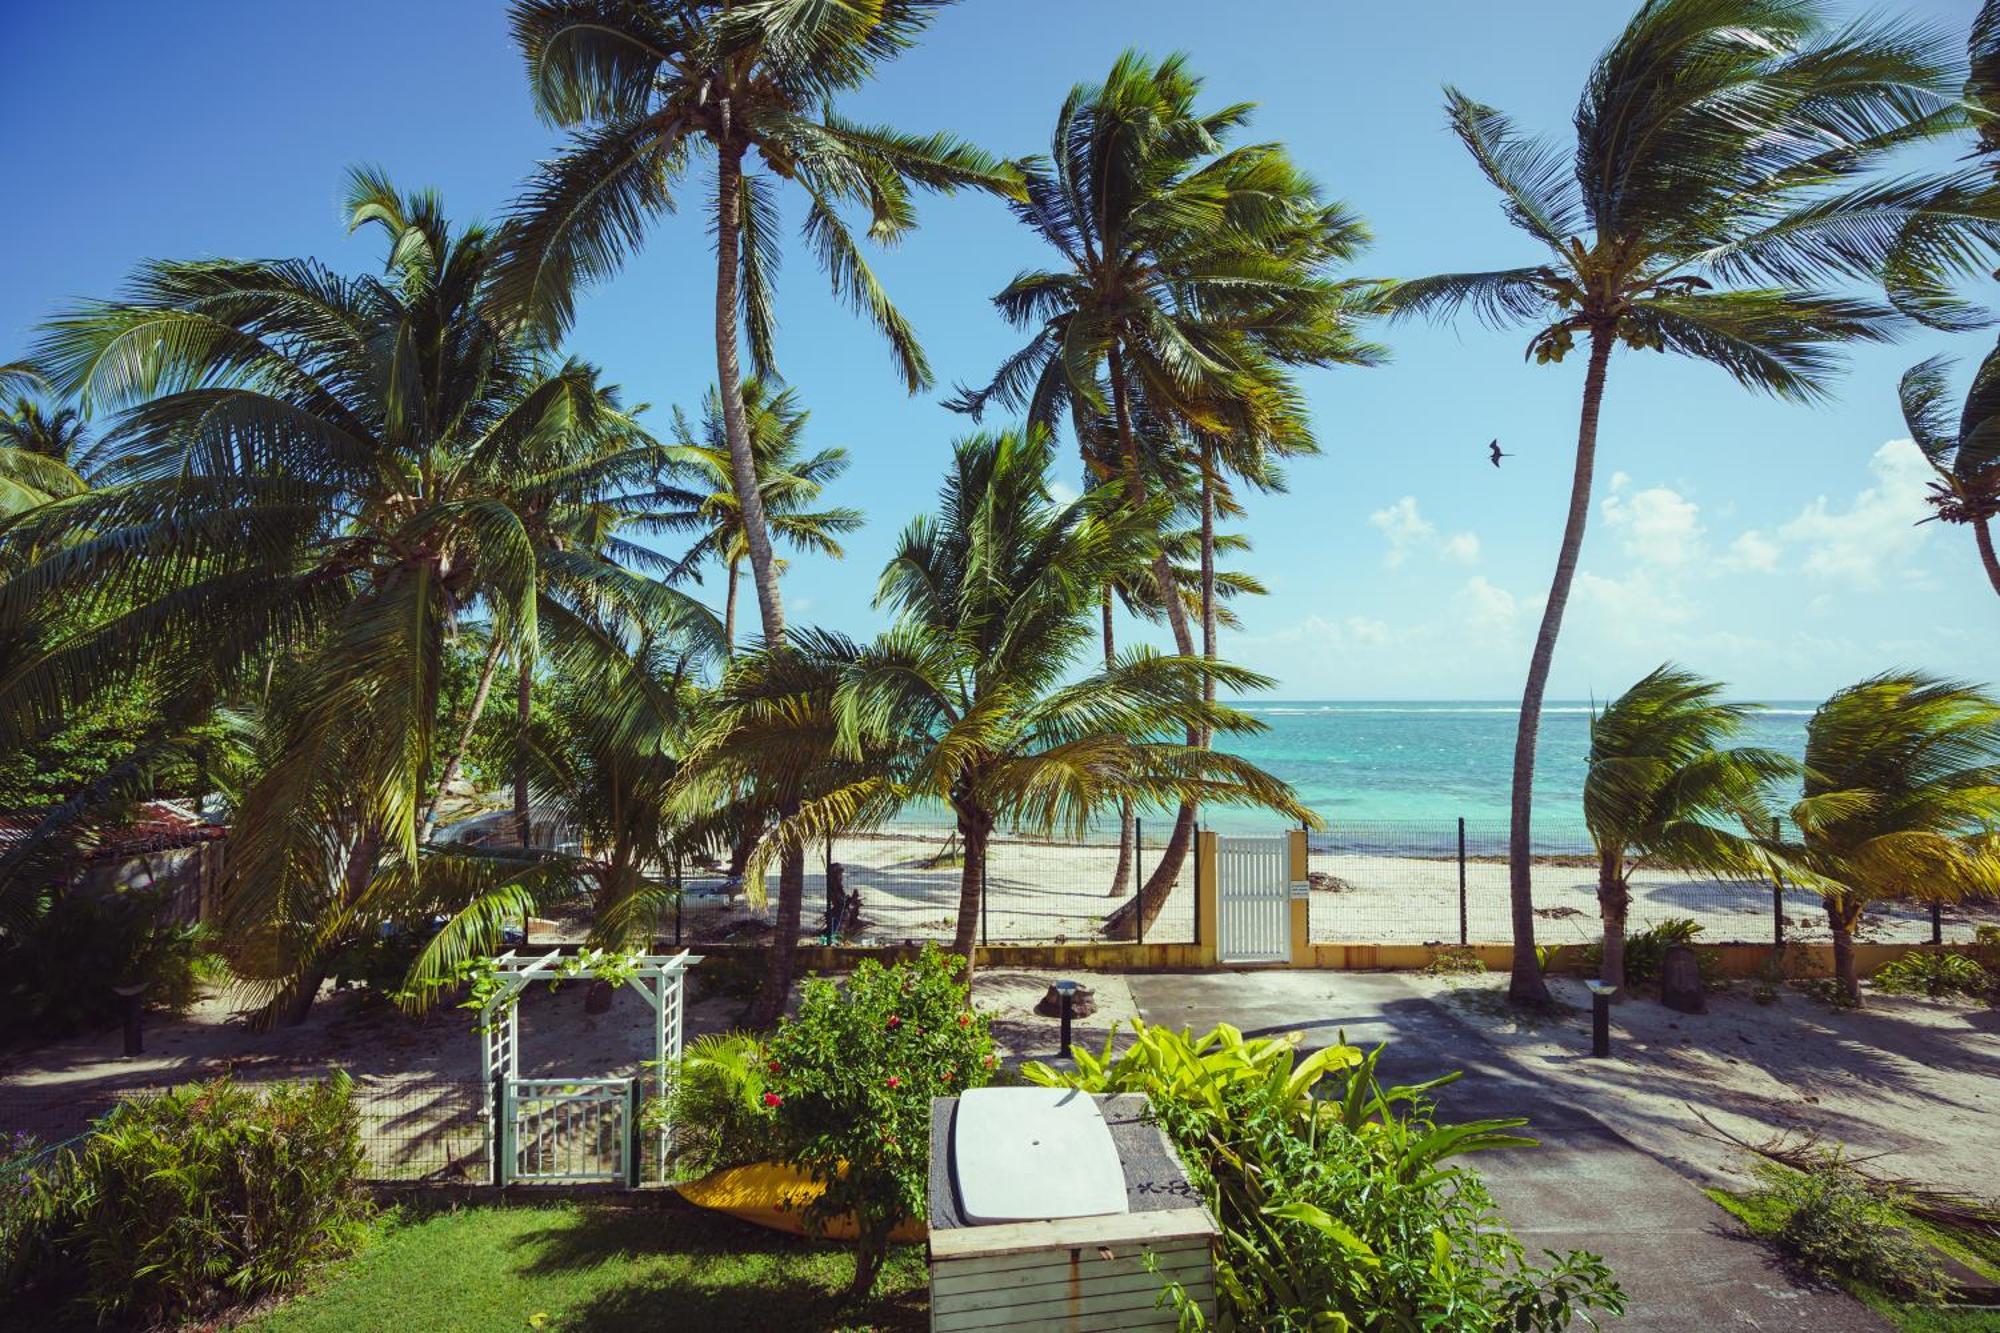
left=930, top=1247, right=1209, bottom=1299
left=929, top=1208, right=1217, bottom=1262
left=931, top=1281, right=1214, bottom=1332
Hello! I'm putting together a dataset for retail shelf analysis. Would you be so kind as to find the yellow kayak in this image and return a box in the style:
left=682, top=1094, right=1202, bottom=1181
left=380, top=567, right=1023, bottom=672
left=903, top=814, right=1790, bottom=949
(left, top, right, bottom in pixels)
left=675, top=1160, right=927, bottom=1244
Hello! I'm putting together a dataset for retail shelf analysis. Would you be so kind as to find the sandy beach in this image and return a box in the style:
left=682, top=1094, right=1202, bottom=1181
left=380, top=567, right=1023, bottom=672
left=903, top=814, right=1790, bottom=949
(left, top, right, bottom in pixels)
left=667, top=828, right=1997, bottom=948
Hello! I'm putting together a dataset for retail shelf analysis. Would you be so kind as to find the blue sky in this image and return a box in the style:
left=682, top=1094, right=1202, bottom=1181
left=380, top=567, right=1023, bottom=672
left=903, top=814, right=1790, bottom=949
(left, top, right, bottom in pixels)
left=4, top=0, right=1995, bottom=701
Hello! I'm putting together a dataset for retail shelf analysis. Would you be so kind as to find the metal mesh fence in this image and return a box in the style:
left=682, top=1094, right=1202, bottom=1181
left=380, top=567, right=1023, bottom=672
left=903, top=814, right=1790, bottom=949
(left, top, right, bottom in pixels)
left=0, top=1077, right=491, bottom=1184
left=676, top=818, right=1197, bottom=947
left=1305, top=820, right=1982, bottom=946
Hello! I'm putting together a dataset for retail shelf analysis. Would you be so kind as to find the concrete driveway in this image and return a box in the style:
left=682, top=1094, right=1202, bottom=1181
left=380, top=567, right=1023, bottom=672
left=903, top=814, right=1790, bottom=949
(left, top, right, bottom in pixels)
left=1125, top=970, right=1879, bottom=1331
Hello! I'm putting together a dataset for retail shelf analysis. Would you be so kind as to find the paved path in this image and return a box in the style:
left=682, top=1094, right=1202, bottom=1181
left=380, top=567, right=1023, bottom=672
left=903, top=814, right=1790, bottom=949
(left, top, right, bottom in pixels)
left=1125, top=970, right=1879, bottom=1331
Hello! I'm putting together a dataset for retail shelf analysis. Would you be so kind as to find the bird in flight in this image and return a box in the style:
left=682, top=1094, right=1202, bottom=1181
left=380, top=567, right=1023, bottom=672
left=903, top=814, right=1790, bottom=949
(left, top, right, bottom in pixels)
left=1488, top=440, right=1512, bottom=468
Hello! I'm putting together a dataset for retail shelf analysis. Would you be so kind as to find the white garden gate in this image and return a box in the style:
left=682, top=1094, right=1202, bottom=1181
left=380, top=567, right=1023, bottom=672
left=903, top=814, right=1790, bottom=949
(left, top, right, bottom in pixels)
left=477, top=949, right=699, bottom=1187
left=1215, top=835, right=1291, bottom=963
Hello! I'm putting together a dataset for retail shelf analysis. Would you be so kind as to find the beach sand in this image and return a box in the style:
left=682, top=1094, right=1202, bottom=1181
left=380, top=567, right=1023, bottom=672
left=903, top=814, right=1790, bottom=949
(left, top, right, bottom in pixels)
left=668, top=829, right=1996, bottom=948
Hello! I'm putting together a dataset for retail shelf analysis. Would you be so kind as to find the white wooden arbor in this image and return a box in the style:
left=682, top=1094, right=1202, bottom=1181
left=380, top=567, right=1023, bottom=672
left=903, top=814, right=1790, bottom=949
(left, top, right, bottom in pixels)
left=477, top=949, right=700, bottom=1185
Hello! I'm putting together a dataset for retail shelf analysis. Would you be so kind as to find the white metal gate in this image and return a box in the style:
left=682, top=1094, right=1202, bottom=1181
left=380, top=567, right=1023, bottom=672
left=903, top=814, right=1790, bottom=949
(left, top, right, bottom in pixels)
left=501, top=1078, right=633, bottom=1184
left=1216, top=835, right=1290, bottom=963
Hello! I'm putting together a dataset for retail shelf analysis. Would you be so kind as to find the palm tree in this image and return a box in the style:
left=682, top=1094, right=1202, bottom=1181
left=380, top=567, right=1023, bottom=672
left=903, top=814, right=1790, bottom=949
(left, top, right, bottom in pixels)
left=1785, top=673, right=2000, bottom=1004
left=497, top=0, right=1019, bottom=652
left=1898, top=352, right=2000, bottom=599
left=0, top=394, right=90, bottom=516
left=1583, top=665, right=1794, bottom=992
left=952, top=51, right=1380, bottom=925
left=656, top=379, right=862, bottom=654
left=7, top=171, right=717, bottom=1022
left=764, top=426, right=1312, bottom=974
left=1388, top=0, right=1986, bottom=1005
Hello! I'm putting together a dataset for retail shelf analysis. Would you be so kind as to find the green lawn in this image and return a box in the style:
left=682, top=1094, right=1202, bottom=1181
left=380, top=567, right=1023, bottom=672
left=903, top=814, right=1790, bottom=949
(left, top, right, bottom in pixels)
left=246, top=1201, right=927, bottom=1332
left=1706, top=1189, right=2000, bottom=1333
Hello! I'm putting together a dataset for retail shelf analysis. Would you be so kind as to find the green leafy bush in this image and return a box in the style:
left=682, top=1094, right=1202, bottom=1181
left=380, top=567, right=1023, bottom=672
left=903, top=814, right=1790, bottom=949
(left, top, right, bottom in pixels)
left=649, top=1031, right=782, bottom=1178
left=0, top=1132, right=75, bottom=1309
left=46, top=1075, right=370, bottom=1321
left=0, top=886, right=224, bottom=1045
left=1748, top=1161, right=1951, bottom=1305
left=1586, top=915, right=1717, bottom=986
left=1425, top=945, right=1486, bottom=978
left=1027, top=1023, right=1624, bottom=1331
left=764, top=944, right=996, bottom=1296
left=1871, top=950, right=1993, bottom=999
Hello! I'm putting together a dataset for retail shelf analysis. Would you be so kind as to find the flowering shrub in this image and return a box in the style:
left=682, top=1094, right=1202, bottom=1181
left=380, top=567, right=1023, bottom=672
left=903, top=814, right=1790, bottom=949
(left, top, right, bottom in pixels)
left=764, top=944, right=996, bottom=1296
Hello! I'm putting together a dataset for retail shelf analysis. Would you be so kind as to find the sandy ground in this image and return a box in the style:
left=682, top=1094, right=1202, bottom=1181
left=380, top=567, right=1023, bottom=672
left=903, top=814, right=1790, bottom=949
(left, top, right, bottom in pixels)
left=1420, top=972, right=2000, bottom=1198
left=659, top=829, right=1995, bottom=948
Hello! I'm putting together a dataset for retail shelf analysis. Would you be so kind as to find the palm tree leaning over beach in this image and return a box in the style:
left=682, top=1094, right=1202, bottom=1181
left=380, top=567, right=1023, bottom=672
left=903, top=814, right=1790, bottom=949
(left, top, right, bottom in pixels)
left=729, top=427, right=1311, bottom=974
left=657, top=380, right=863, bottom=656
left=953, top=51, right=1382, bottom=931
left=1583, top=665, right=1793, bottom=993
left=1388, top=0, right=1997, bottom=1006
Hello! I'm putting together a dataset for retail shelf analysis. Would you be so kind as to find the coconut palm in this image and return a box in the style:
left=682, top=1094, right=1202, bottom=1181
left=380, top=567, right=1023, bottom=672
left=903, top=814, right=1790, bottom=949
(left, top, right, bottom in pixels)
left=750, top=426, right=1312, bottom=974
left=498, top=0, right=1019, bottom=652
left=6, top=171, right=718, bottom=1021
left=656, top=379, right=862, bottom=654
left=1785, top=673, right=2000, bottom=1004
left=0, top=394, right=90, bottom=516
left=1583, top=665, right=1794, bottom=992
left=1898, top=352, right=2000, bottom=599
left=952, top=51, right=1380, bottom=923
left=1388, top=0, right=1991, bottom=1005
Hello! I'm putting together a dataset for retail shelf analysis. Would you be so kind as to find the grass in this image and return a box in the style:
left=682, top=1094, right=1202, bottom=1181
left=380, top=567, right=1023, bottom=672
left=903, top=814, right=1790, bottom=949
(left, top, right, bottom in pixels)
left=243, top=1200, right=927, bottom=1332
left=1706, top=1188, right=2000, bottom=1332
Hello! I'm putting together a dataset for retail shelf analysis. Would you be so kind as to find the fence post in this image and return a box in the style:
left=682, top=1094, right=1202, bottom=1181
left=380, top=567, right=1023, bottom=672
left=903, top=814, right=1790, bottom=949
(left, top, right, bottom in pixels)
left=1192, top=825, right=1202, bottom=949
left=1931, top=900, right=1943, bottom=946
left=980, top=851, right=988, bottom=948
left=1457, top=817, right=1468, bottom=947
left=1133, top=817, right=1144, bottom=946
left=625, top=1079, right=643, bottom=1189
left=1771, top=816, right=1784, bottom=952
left=490, top=1072, right=508, bottom=1188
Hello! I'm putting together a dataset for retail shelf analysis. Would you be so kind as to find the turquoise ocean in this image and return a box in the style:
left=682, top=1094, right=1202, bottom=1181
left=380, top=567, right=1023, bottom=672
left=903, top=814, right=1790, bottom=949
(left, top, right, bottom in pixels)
left=1204, top=700, right=1816, bottom=843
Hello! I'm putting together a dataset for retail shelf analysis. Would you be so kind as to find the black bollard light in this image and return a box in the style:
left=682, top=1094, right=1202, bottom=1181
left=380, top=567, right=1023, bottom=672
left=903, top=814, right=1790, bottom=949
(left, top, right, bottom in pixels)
left=113, top=982, right=147, bottom=1057
left=1054, top=980, right=1078, bottom=1060
left=1585, top=980, right=1616, bottom=1058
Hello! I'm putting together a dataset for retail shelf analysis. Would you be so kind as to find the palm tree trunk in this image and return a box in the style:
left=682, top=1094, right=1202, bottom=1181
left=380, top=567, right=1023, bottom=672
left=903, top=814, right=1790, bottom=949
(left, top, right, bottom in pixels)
left=1107, top=344, right=1195, bottom=934
left=747, top=841, right=806, bottom=1028
left=513, top=658, right=532, bottom=850
left=949, top=801, right=993, bottom=980
left=281, top=824, right=381, bottom=1026
left=1107, top=346, right=1195, bottom=658
left=1597, top=847, right=1628, bottom=998
left=723, top=557, right=740, bottom=658
left=1199, top=443, right=1217, bottom=746
left=1507, top=328, right=1613, bottom=1008
left=715, top=139, right=785, bottom=647
left=1827, top=893, right=1862, bottom=1005
left=1974, top=516, right=2000, bottom=599
left=1104, top=589, right=1135, bottom=898
left=420, top=633, right=504, bottom=844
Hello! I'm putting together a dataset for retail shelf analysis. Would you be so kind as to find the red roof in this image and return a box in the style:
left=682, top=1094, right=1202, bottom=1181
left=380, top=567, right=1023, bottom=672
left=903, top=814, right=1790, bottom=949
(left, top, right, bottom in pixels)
left=0, top=801, right=227, bottom=862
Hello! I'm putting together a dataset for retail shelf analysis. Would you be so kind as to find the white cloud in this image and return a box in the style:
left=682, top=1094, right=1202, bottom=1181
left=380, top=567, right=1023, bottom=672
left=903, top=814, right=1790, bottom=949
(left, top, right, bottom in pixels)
left=1777, top=440, right=1934, bottom=588
left=1369, top=496, right=1480, bottom=569
left=1722, top=529, right=1780, bottom=573
left=1048, top=478, right=1079, bottom=506
left=1344, top=615, right=1392, bottom=647
left=1601, top=484, right=1703, bottom=566
left=1368, top=496, right=1434, bottom=568
left=1455, top=575, right=1519, bottom=632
